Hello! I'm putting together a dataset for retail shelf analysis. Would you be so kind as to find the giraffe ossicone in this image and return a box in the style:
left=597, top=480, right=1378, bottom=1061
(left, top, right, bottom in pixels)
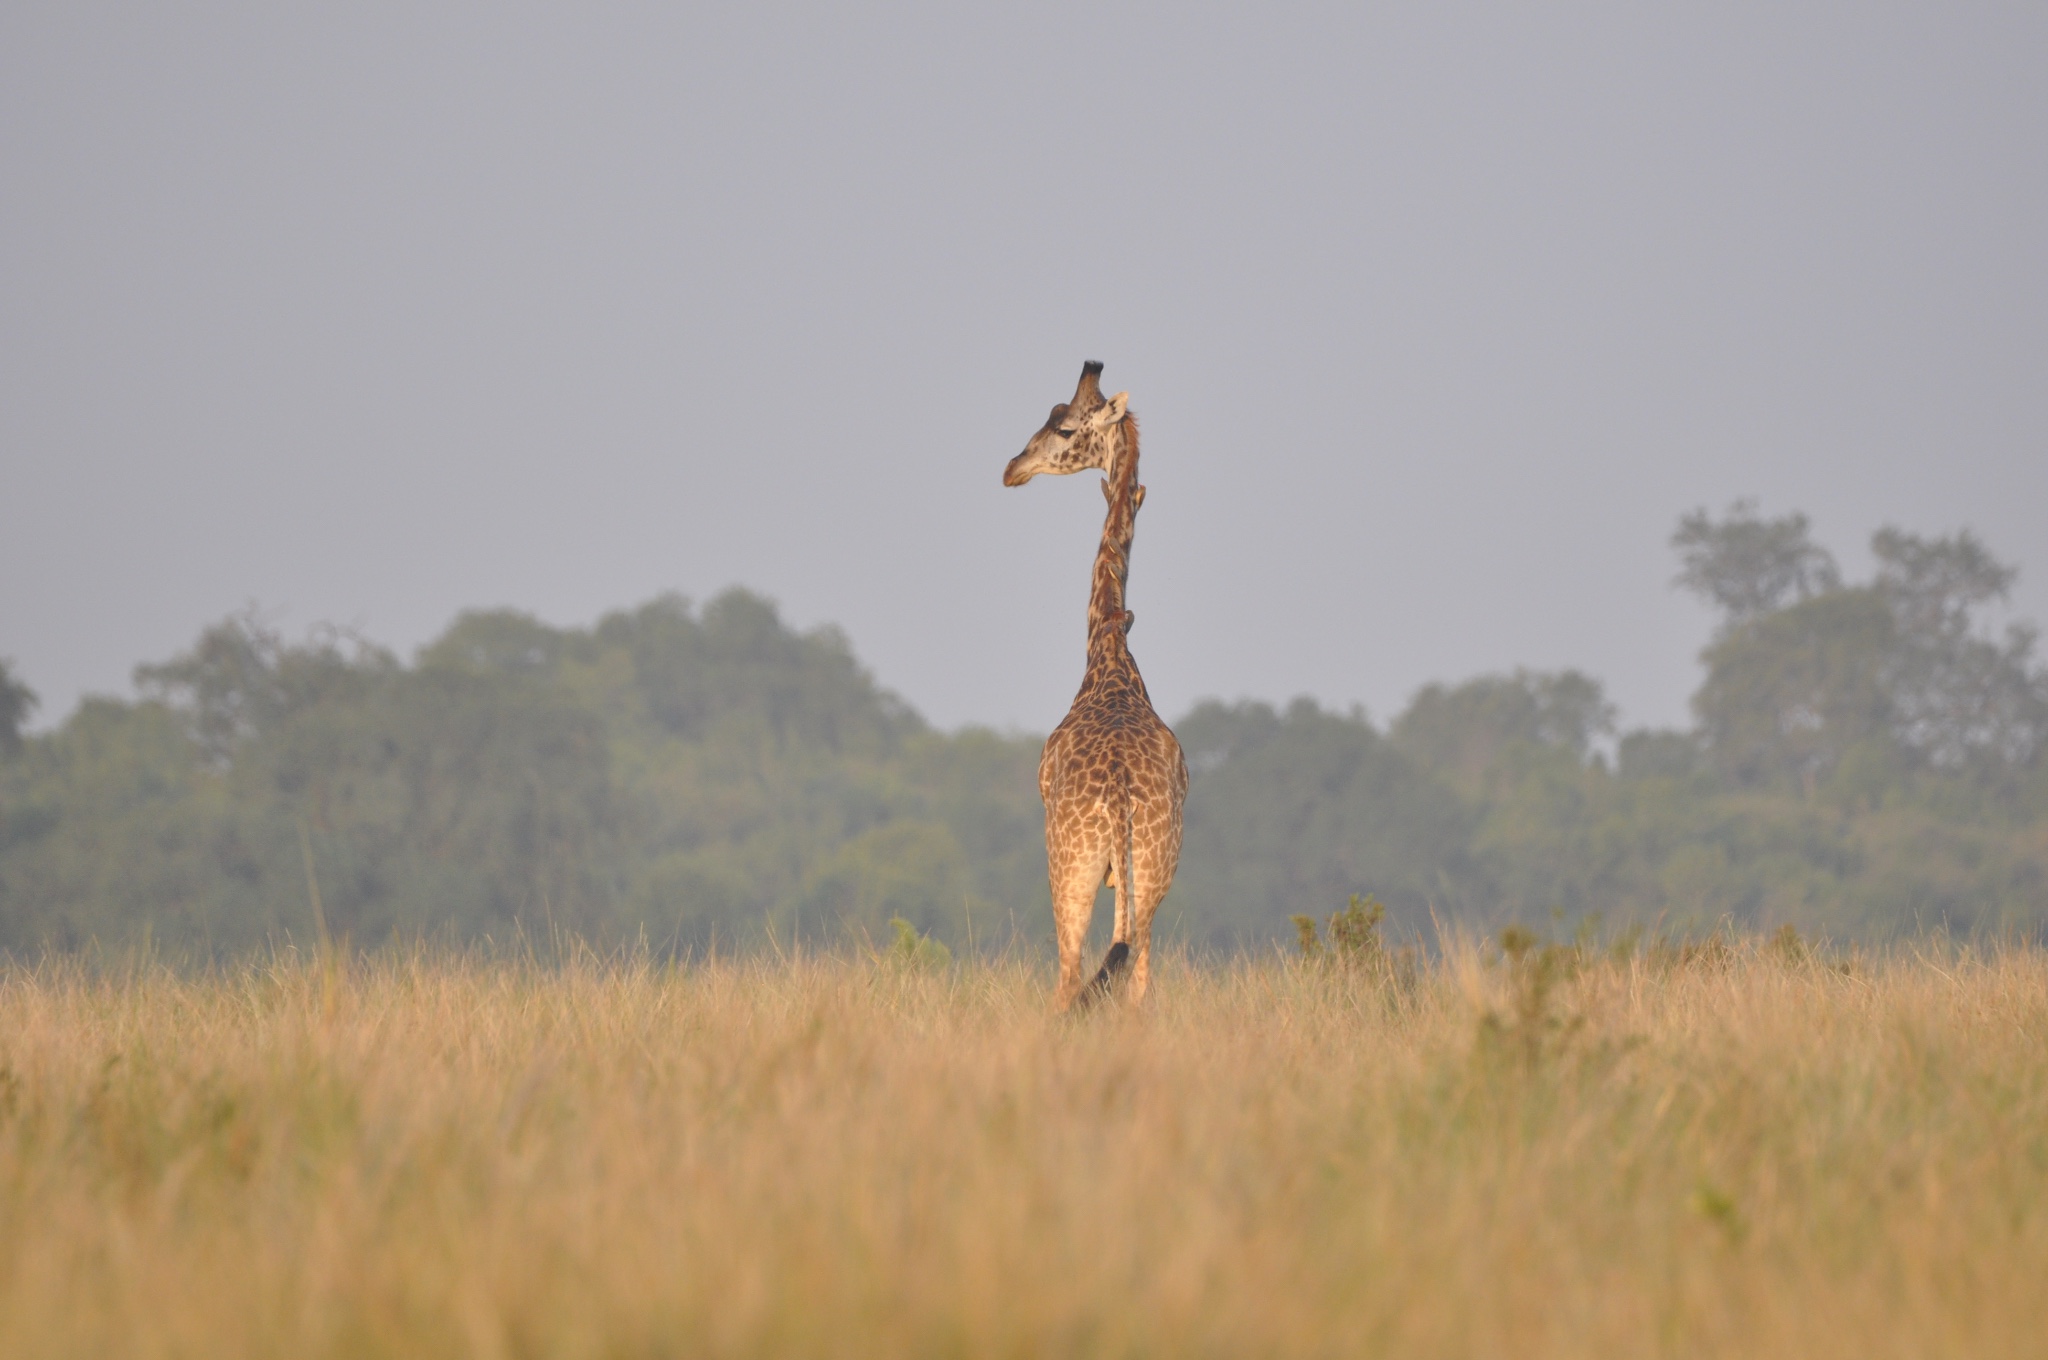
left=1004, top=361, right=1188, bottom=1010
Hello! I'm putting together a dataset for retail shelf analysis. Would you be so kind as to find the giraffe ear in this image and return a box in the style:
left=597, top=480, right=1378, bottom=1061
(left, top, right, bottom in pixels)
left=1097, top=391, right=1129, bottom=425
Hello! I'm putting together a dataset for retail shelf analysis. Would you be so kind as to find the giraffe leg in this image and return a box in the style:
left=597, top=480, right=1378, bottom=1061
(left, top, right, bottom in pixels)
left=1126, top=831, right=1179, bottom=1005
left=1127, top=887, right=1159, bottom=1003
left=1108, top=859, right=1130, bottom=944
left=1047, top=850, right=1101, bottom=1013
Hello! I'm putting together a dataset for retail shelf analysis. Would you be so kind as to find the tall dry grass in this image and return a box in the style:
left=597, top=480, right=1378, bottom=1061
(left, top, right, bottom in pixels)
left=1, top=934, right=2045, bottom=1358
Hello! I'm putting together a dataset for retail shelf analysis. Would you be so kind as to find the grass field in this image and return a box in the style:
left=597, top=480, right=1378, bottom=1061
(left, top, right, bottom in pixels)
left=2, top=931, right=2045, bottom=1358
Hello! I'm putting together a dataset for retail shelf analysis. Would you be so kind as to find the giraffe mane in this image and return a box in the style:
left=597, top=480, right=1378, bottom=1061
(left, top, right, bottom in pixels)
left=1084, top=413, right=1143, bottom=645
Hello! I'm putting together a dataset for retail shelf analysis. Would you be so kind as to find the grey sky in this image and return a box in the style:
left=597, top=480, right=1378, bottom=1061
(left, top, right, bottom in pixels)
left=5, top=5, right=2044, bottom=738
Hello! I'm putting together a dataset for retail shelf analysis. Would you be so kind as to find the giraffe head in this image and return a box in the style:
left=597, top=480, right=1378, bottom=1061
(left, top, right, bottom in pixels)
left=1003, top=361, right=1131, bottom=487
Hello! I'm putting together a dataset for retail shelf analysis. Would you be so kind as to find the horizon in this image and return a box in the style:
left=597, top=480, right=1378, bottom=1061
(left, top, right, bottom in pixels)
left=16, top=512, right=2035, bottom=745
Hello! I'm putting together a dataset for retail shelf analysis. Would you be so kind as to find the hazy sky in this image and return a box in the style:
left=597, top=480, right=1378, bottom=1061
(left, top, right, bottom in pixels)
left=5, top=5, right=2045, bottom=737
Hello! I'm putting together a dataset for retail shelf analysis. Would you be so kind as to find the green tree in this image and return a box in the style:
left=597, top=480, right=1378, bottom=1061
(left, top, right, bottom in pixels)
left=8, top=532, right=2048, bottom=958
left=597, top=591, right=920, bottom=755
left=1673, top=499, right=1840, bottom=630
left=1685, top=522, right=2048, bottom=794
left=1393, top=669, right=1615, bottom=796
left=1172, top=699, right=1480, bottom=945
left=795, top=820, right=988, bottom=947
left=1872, top=527, right=2048, bottom=769
left=1691, top=588, right=1897, bottom=795
left=134, top=612, right=396, bottom=765
left=0, top=660, right=36, bottom=759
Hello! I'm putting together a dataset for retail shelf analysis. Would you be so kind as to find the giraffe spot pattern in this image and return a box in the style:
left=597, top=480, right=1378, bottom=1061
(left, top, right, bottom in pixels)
left=1007, top=363, right=1186, bottom=1011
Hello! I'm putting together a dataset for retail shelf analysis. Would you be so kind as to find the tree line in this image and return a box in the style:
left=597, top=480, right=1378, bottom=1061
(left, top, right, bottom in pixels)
left=2, top=504, right=2045, bottom=956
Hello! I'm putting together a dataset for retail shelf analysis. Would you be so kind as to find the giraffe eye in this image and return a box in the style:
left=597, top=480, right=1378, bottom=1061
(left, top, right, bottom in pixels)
left=1057, top=428, right=1075, bottom=438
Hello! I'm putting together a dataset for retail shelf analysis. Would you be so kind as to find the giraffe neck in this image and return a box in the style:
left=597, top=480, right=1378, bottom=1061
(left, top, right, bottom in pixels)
left=1082, top=416, right=1144, bottom=676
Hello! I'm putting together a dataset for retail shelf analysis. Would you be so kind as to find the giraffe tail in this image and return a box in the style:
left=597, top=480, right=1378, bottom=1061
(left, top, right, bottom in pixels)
left=1078, top=764, right=1136, bottom=1008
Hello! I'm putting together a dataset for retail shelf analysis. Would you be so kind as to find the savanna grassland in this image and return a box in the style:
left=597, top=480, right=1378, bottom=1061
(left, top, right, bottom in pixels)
left=2, top=934, right=2045, bottom=1358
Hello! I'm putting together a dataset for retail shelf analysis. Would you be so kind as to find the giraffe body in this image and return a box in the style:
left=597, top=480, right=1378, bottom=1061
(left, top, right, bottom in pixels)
left=1005, top=362, right=1187, bottom=1009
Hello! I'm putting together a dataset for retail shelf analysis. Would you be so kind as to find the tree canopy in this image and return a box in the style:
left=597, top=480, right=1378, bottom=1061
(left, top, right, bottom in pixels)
left=0, top=661, right=36, bottom=760
left=3, top=514, right=2046, bottom=957
left=1673, top=499, right=1841, bottom=628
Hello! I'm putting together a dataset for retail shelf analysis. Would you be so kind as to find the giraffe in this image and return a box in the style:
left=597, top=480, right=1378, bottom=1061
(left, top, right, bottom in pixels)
left=1004, top=361, right=1188, bottom=1010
